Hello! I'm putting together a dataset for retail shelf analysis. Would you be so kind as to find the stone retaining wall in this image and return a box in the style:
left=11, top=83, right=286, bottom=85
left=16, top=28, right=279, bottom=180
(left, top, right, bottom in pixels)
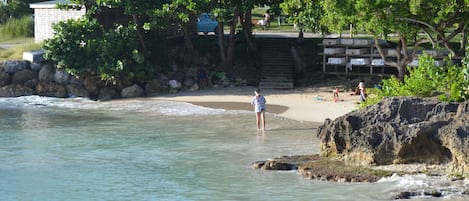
left=0, top=60, right=245, bottom=100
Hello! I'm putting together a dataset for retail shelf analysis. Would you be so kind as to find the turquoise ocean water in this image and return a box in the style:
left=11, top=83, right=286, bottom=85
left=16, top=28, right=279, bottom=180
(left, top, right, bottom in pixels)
left=0, top=96, right=467, bottom=201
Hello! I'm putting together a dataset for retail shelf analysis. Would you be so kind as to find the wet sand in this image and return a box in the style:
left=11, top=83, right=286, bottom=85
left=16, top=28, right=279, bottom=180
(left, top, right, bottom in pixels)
left=151, top=85, right=361, bottom=123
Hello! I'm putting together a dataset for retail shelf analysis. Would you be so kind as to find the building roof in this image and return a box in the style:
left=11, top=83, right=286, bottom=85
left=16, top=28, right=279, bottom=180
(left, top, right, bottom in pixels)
left=30, top=0, right=75, bottom=9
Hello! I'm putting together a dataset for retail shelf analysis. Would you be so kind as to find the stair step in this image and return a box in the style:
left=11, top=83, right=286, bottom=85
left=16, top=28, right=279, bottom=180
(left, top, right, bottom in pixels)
left=258, top=81, right=294, bottom=89
left=258, top=38, right=295, bottom=89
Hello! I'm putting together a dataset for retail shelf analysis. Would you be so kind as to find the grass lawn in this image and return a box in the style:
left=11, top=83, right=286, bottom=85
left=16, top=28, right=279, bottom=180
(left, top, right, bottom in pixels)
left=0, top=37, right=42, bottom=60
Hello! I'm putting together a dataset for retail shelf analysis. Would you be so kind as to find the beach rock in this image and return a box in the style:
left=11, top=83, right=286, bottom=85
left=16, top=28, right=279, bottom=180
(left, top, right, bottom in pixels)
left=69, top=76, right=83, bottom=87
left=24, top=78, right=38, bottom=89
left=395, top=191, right=445, bottom=199
left=121, top=84, right=144, bottom=98
left=54, top=69, right=70, bottom=85
left=317, top=97, right=469, bottom=177
left=30, top=62, right=42, bottom=71
left=0, top=84, right=34, bottom=97
left=36, top=81, right=67, bottom=98
left=98, top=87, right=119, bottom=101
left=38, top=63, right=54, bottom=81
left=188, top=83, right=199, bottom=91
left=3, top=60, right=29, bottom=74
left=66, top=84, right=90, bottom=98
left=156, top=73, right=169, bottom=87
left=170, top=71, right=186, bottom=83
left=145, top=79, right=166, bottom=96
left=12, top=69, right=35, bottom=84
left=252, top=155, right=388, bottom=182
left=83, top=75, right=101, bottom=97
left=0, top=70, right=11, bottom=87
left=183, top=77, right=195, bottom=88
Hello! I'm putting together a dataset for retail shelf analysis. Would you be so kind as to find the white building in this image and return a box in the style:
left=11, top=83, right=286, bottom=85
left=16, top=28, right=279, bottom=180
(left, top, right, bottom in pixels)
left=30, top=0, right=85, bottom=43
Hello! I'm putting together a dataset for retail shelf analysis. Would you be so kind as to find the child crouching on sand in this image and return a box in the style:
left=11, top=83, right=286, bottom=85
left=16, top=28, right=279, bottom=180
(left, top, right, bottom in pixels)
left=251, top=88, right=266, bottom=131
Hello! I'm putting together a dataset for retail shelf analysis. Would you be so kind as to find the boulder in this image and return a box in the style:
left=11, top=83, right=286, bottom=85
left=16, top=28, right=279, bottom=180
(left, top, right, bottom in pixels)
left=38, top=63, right=54, bottom=81
left=188, top=83, right=199, bottom=91
left=24, top=78, right=38, bottom=89
left=54, top=69, right=70, bottom=85
left=170, top=71, right=186, bottom=83
left=121, top=84, right=144, bottom=98
left=144, top=79, right=166, bottom=96
left=156, top=73, right=169, bottom=87
left=183, top=77, right=195, bottom=88
left=30, top=62, right=42, bottom=71
left=12, top=69, right=35, bottom=84
left=317, top=97, right=469, bottom=177
left=35, top=81, right=67, bottom=98
left=98, top=87, right=119, bottom=101
left=83, top=75, right=101, bottom=96
left=66, top=84, right=90, bottom=98
left=3, top=60, right=29, bottom=74
left=0, top=70, right=11, bottom=87
left=69, top=75, right=83, bottom=87
left=0, top=84, right=34, bottom=97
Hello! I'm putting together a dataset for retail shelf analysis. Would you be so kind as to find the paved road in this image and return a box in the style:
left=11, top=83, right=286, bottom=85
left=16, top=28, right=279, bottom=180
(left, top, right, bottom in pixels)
left=253, top=31, right=341, bottom=38
left=0, top=43, right=15, bottom=49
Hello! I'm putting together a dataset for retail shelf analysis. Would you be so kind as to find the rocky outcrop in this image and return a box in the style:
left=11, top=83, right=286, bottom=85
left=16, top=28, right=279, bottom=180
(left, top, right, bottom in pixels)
left=252, top=155, right=391, bottom=182
left=317, top=97, right=469, bottom=177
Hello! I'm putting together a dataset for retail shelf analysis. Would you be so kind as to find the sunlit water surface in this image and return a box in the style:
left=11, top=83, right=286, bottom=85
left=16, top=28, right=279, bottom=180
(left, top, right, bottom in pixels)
left=0, top=96, right=467, bottom=201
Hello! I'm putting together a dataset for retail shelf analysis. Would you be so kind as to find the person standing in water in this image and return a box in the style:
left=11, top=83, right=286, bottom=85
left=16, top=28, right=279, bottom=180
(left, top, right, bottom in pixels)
left=251, top=88, right=266, bottom=131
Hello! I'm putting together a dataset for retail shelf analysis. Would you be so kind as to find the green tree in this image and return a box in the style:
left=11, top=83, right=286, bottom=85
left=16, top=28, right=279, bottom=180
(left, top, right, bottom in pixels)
left=0, top=0, right=43, bottom=24
left=153, top=0, right=212, bottom=64
left=321, top=0, right=469, bottom=80
left=280, top=0, right=325, bottom=40
left=211, top=0, right=282, bottom=69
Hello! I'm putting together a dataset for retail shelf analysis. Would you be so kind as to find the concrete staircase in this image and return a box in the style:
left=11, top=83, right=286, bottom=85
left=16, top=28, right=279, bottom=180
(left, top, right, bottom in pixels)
left=258, top=38, right=294, bottom=89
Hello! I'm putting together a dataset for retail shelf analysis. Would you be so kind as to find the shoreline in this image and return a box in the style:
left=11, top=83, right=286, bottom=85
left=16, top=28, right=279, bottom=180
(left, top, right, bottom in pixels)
left=150, top=86, right=360, bottom=123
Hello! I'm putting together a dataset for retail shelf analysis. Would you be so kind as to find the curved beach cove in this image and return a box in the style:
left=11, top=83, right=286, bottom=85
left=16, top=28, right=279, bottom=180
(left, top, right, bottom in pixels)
left=0, top=94, right=467, bottom=200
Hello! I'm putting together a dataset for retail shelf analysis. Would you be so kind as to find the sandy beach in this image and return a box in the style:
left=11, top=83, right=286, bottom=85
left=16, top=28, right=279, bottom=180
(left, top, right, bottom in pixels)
left=151, top=84, right=361, bottom=123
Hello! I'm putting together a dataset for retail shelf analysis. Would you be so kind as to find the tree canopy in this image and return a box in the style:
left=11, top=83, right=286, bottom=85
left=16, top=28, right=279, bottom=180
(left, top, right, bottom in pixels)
left=321, top=0, right=469, bottom=79
left=41, top=0, right=469, bottom=84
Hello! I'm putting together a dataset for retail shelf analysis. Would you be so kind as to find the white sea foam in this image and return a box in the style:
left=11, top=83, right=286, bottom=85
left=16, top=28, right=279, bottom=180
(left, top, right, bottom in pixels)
left=378, top=173, right=469, bottom=199
left=1, top=96, right=250, bottom=116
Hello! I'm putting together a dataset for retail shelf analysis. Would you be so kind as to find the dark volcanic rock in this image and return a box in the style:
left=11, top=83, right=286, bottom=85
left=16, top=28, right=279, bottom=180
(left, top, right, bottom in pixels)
left=317, top=97, right=469, bottom=177
left=0, top=84, right=34, bottom=97
left=252, top=155, right=390, bottom=182
left=36, top=81, right=67, bottom=98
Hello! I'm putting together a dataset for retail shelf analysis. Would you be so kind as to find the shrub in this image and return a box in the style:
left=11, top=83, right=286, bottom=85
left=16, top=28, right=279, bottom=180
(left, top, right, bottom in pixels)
left=43, top=18, right=103, bottom=75
left=361, top=52, right=469, bottom=108
left=43, top=18, right=156, bottom=83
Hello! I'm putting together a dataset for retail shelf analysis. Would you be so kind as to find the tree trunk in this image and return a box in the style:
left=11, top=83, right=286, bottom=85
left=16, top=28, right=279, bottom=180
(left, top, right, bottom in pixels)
left=217, top=22, right=226, bottom=65
left=132, top=15, right=147, bottom=53
left=182, top=25, right=194, bottom=64
left=224, top=7, right=240, bottom=70
left=375, top=35, right=410, bottom=81
left=298, top=28, right=304, bottom=43
left=241, top=9, right=256, bottom=52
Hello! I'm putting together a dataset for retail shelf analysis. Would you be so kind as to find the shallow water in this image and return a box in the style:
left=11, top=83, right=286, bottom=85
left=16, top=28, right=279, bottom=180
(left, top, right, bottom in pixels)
left=0, top=96, right=467, bottom=201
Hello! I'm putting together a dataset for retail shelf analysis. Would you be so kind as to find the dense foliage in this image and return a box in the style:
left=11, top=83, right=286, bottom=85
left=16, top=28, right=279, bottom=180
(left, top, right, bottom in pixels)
left=35, top=0, right=469, bottom=93
left=0, top=0, right=43, bottom=24
left=43, top=18, right=154, bottom=83
left=280, top=0, right=325, bottom=36
left=363, top=54, right=469, bottom=108
left=320, top=0, right=469, bottom=80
